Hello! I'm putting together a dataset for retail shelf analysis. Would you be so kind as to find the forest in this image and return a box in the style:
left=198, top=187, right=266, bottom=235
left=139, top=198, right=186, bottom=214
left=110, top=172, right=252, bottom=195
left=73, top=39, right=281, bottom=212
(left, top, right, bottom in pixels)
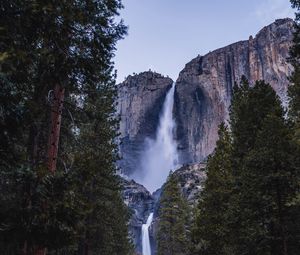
left=0, top=1, right=300, bottom=255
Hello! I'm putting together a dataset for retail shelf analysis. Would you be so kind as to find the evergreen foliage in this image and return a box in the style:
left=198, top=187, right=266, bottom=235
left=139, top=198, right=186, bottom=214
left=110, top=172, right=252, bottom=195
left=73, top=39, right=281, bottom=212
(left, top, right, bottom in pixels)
left=192, top=123, right=233, bottom=255
left=0, top=1, right=132, bottom=254
left=229, top=80, right=299, bottom=255
left=157, top=173, right=190, bottom=255
left=192, top=79, right=300, bottom=255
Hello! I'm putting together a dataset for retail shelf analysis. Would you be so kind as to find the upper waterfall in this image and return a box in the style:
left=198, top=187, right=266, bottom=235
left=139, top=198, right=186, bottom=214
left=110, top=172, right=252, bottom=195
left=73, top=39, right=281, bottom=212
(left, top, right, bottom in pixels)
left=134, top=83, right=178, bottom=192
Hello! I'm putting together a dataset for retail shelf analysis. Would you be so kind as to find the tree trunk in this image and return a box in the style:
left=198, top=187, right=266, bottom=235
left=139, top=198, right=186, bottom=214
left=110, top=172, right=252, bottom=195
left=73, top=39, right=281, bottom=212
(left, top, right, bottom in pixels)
left=28, top=85, right=65, bottom=255
left=47, top=84, right=65, bottom=173
left=34, top=247, right=47, bottom=255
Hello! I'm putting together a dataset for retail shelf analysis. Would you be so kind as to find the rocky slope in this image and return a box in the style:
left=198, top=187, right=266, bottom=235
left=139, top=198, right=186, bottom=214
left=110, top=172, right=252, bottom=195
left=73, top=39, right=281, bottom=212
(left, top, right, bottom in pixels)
left=173, top=163, right=207, bottom=205
left=117, top=71, right=173, bottom=175
left=174, top=18, right=294, bottom=164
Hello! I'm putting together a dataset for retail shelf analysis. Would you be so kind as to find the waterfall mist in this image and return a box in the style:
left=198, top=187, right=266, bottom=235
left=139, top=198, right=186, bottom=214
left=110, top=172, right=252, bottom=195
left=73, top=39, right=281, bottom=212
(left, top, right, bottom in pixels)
left=133, top=83, right=178, bottom=193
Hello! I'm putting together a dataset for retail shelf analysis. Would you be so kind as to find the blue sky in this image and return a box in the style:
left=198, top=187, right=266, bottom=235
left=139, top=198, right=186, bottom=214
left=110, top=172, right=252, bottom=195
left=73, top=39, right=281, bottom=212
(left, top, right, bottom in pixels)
left=114, top=0, right=295, bottom=83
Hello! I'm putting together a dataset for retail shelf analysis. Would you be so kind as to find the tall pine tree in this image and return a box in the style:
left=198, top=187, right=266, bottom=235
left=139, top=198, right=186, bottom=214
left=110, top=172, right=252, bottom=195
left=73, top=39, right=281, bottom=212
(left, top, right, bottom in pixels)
left=192, top=123, right=233, bottom=255
left=192, top=78, right=300, bottom=255
left=157, top=173, right=189, bottom=255
left=0, top=1, right=131, bottom=254
left=229, top=80, right=299, bottom=255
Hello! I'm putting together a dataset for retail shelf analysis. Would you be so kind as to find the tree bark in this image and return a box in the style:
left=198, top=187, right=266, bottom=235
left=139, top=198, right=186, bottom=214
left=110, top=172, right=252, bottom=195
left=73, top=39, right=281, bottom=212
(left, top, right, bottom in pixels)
left=29, top=85, right=65, bottom=255
left=47, top=84, right=65, bottom=173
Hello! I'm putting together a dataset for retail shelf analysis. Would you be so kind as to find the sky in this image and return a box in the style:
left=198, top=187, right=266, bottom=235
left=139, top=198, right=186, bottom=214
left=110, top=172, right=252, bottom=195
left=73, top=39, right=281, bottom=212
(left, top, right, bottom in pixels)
left=114, top=0, right=295, bottom=83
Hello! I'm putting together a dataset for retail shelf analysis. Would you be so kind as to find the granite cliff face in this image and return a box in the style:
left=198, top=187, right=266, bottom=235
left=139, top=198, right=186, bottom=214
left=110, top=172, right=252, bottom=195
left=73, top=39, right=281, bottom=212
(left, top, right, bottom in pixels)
left=118, top=19, right=293, bottom=171
left=174, top=18, right=294, bottom=164
left=117, top=71, right=173, bottom=175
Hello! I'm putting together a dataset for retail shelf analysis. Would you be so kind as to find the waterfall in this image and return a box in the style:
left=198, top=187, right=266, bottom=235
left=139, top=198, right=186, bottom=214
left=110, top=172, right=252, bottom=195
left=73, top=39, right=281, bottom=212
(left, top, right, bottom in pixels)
left=136, top=83, right=178, bottom=192
left=142, top=213, right=154, bottom=255
left=135, top=83, right=178, bottom=255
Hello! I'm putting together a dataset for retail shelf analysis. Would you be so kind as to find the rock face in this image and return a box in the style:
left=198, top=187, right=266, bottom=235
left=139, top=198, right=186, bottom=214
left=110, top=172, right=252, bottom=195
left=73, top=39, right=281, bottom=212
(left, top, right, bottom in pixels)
left=174, top=18, right=294, bottom=164
left=117, top=71, right=173, bottom=175
left=173, top=163, right=207, bottom=206
left=118, top=19, right=294, bottom=171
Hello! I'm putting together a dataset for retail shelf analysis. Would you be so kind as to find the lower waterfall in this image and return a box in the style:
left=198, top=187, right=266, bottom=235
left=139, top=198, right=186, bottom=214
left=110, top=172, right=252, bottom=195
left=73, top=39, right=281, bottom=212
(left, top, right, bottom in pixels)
left=142, top=213, right=154, bottom=255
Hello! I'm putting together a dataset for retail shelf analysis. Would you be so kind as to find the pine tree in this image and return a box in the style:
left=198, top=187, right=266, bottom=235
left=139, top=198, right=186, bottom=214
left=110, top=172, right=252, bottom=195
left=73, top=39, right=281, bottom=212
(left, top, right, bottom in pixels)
left=228, top=80, right=300, bottom=255
left=192, top=78, right=300, bottom=255
left=192, top=123, right=233, bottom=255
left=0, top=1, right=130, bottom=254
left=74, top=83, right=132, bottom=255
left=157, top=174, right=189, bottom=255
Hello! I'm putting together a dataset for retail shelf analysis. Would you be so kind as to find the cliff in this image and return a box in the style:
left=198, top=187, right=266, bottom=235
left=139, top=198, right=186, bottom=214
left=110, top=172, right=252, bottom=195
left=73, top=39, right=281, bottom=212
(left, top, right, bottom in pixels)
left=174, top=18, right=294, bottom=164
left=117, top=71, right=173, bottom=175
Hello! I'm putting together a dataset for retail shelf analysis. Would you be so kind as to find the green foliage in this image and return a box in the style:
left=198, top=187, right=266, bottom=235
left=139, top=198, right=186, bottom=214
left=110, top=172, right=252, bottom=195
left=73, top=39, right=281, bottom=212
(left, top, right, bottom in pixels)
left=192, top=123, right=233, bottom=255
left=192, top=79, right=300, bottom=255
left=157, top=173, right=190, bottom=255
left=229, top=81, right=299, bottom=255
left=0, top=0, right=132, bottom=254
left=73, top=85, right=132, bottom=255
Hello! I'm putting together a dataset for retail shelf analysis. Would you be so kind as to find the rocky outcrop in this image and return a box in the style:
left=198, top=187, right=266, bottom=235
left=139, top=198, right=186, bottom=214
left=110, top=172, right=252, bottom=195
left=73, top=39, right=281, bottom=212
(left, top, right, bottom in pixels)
left=121, top=178, right=155, bottom=254
left=174, top=18, right=294, bottom=164
left=117, top=71, right=173, bottom=175
left=173, top=163, right=207, bottom=206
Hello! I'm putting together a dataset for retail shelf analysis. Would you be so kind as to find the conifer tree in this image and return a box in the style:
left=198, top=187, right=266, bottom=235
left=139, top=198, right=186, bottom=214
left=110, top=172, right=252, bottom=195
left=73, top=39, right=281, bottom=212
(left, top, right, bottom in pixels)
left=0, top=1, right=130, bottom=254
left=229, top=80, right=300, bottom=255
left=157, top=174, right=189, bottom=255
left=74, top=83, right=132, bottom=255
left=193, top=78, right=300, bottom=255
left=192, top=123, right=233, bottom=255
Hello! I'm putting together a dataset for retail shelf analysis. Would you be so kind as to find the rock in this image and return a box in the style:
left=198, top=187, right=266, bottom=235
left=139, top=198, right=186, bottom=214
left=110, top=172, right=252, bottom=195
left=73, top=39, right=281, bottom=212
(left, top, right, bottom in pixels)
left=172, top=163, right=207, bottom=206
left=174, top=18, right=294, bottom=164
left=117, top=71, right=174, bottom=175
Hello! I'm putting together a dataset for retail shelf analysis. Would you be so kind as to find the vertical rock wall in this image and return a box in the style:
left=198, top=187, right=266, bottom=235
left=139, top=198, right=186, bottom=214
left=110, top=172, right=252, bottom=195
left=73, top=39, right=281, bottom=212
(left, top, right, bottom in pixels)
left=174, top=18, right=294, bottom=164
left=117, top=71, right=173, bottom=175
